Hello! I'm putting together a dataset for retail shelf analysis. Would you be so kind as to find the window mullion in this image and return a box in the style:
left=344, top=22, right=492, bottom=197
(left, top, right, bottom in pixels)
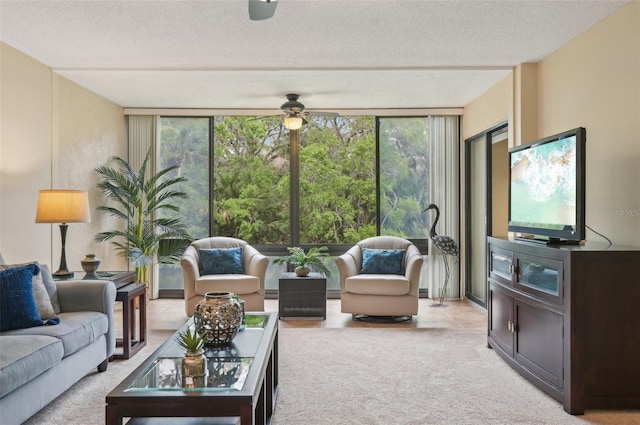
left=289, top=129, right=300, bottom=247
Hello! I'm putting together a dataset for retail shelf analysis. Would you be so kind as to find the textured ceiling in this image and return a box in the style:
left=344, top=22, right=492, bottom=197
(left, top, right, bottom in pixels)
left=0, top=0, right=629, bottom=111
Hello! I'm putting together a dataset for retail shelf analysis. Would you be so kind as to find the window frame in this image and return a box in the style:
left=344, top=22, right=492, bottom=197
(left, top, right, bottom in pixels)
left=156, top=114, right=449, bottom=298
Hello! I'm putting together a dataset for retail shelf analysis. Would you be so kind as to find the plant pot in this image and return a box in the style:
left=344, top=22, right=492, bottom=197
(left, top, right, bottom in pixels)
left=182, top=349, right=207, bottom=389
left=295, top=266, right=311, bottom=277
left=194, top=291, right=243, bottom=346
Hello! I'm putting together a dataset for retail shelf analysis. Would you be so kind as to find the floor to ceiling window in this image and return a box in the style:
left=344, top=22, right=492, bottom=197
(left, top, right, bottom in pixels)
left=378, top=117, right=433, bottom=290
left=298, top=116, right=376, bottom=244
left=378, top=117, right=430, bottom=240
left=212, top=116, right=290, bottom=244
left=212, top=115, right=377, bottom=291
left=157, top=117, right=210, bottom=291
left=155, top=114, right=456, bottom=296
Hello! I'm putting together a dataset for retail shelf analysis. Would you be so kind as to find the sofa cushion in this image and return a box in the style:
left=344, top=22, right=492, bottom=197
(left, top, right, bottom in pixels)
left=0, top=262, right=59, bottom=316
left=199, top=248, right=244, bottom=275
left=195, top=274, right=260, bottom=295
left=360, top=248, right=405, bottom=275
left=344, top=274, right=410, bottom=296
left=0, top=264, right=43, bottom=331
left=40, top=264, right=61, bottom=314
left=1, top=311, right=108, bottom=358
left=30, top=272, right=56, bottom=319
left=0, top=334, right=63, bottom=397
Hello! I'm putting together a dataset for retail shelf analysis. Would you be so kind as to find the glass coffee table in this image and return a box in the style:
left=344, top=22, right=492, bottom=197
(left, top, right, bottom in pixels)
left=106, top=312, right=278, bottom=425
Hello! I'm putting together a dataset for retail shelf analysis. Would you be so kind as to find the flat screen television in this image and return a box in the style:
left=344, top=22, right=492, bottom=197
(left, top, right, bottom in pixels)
left=508, top=127, right=586, bottom=244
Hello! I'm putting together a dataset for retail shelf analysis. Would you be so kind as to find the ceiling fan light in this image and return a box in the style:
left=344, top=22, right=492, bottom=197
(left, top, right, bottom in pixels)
left=284, top=115, right=303, bottom=130
left=249, top=0, right=278, bottom=21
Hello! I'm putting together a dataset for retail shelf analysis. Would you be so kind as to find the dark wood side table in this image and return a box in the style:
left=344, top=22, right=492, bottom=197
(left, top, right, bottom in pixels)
left=55, top=271, right=146, bottom=360
left=93, top=272, right=147, bottom=359
left=278, top=272, right=327, bottom=319
left=113, top=282, right=147, bottom=360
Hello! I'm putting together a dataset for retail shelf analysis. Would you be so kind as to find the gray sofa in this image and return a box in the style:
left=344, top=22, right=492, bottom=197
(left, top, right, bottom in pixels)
left=0, top=264, right=116, bottom=425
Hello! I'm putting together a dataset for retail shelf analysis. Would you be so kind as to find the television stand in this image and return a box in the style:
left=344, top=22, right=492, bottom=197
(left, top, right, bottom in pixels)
left=488, top=237, right=640, bottom=414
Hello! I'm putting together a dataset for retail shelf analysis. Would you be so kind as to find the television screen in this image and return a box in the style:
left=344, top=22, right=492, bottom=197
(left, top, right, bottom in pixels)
left=508, top=127, right=585, bottom=243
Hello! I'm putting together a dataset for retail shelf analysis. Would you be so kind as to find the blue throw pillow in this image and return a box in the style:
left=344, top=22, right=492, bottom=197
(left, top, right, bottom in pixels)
left=199, top=247, right=244, bottom=275
left=360, top=248, right=405, bottom=275
left=0, top=264, right=44, bottom=331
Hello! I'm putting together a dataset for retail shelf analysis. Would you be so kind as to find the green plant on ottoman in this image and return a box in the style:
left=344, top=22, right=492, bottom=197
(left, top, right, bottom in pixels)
left=274, top=246, right=331, bottom=277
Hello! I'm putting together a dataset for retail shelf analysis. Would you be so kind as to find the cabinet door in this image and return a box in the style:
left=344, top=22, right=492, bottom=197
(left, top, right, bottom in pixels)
left=515, top=253, right=563, bottom=305
left=488, top=282, right=514, bottom=356
left=514, top=300, right=564, bottom=389
left=488, top=245, right=514, bottom=287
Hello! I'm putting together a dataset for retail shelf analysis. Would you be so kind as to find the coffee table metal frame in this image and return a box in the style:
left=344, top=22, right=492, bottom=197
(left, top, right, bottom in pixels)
left=105, top=312, right=278, bottom=425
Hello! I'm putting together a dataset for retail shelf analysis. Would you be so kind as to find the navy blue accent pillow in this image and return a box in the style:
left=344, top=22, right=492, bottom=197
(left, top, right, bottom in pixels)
left=0, top=264, right=44, bottom=331
left=199, top=247, right=244, bottom=275
left=360, top=248, right=405, bottom=275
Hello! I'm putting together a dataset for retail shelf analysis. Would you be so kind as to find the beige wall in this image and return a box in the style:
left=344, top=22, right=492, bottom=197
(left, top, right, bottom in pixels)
left=0, top=42, right=127, bottom=272
left=462, top=74, right=512, bottom=141
left=462, top=1, right=640, bottom=248
left=514, top=63, right=538, bottom=146
left=1, top=43, right=53, bottom=264
left=537, top=1, right=640, bottom=247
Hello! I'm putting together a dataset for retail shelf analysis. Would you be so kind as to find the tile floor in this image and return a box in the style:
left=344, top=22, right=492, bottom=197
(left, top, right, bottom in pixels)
left=143, top=297, right=488, bottom=333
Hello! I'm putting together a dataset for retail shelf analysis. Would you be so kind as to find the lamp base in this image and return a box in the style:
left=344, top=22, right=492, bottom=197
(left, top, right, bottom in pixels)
left=52, top=270, right=74, bottom=279
left=53, top=223, right=73, bottom=279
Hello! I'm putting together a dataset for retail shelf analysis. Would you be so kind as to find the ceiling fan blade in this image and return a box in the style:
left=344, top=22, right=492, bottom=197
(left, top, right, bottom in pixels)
left=308, top=111, right=340, bottom=117
left=249, top=0, right=278, bottom=21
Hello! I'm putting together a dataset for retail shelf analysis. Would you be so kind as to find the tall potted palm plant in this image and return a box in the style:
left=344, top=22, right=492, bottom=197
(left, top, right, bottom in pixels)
left=94, top=148, right=192, bottom=285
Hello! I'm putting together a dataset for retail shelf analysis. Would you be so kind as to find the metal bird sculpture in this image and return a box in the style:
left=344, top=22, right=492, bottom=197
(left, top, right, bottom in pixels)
left=423, top=204, right=459, bottom=306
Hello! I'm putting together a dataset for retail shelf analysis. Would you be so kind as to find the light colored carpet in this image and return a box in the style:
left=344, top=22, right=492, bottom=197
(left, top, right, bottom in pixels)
left=23, top=327, right=640, bottom=425
left=22, top=329, right=176, bottom=425
left=273, top=328, right=640, bottom=425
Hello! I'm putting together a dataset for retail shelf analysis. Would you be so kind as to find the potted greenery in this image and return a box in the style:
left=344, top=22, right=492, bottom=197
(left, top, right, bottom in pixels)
left=94, top=147, right=192, bottom=285
left=176, top=328, right=206, bottom=388
left=176, top=328, right=205, bottom=354
left=273, top=246, right=331, bottom=277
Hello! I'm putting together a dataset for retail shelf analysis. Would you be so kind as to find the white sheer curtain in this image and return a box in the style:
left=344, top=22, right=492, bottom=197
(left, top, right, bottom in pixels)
left=427, top=116, right=460, bottom=300
left=127, top=115, right=159, bottom=298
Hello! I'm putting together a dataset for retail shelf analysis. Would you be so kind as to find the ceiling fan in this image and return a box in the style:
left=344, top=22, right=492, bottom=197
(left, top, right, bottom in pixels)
left=249, top=0, right=278, bottom=21
left=280, top=94, right=339, bottom=130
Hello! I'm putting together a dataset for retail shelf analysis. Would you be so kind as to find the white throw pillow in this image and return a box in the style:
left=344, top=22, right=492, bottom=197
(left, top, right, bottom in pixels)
left=39, top=264, right=61, bottom=314
left=31, top=271, right=56, bottom=319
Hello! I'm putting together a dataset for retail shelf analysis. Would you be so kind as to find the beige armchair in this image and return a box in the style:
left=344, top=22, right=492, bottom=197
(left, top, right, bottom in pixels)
left=336, top=236, right=423, bottom=318
left=181, top=237, right=269, bottom=317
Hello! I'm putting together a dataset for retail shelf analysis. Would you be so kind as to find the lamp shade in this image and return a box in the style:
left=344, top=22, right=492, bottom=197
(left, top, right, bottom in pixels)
left=35, top=190, right=91, bottom=223
left=284, top=114, right=303, bottom=130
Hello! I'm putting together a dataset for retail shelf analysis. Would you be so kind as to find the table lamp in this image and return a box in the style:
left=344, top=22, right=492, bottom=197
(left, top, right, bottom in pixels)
left=35, top=189, right=91, bottom=278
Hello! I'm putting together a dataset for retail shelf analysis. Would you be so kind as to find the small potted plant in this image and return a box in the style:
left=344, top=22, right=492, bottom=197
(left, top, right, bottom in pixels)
left=273, top=246, right=331, bottom=277
left=176, top=328, right=206, bottom=388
